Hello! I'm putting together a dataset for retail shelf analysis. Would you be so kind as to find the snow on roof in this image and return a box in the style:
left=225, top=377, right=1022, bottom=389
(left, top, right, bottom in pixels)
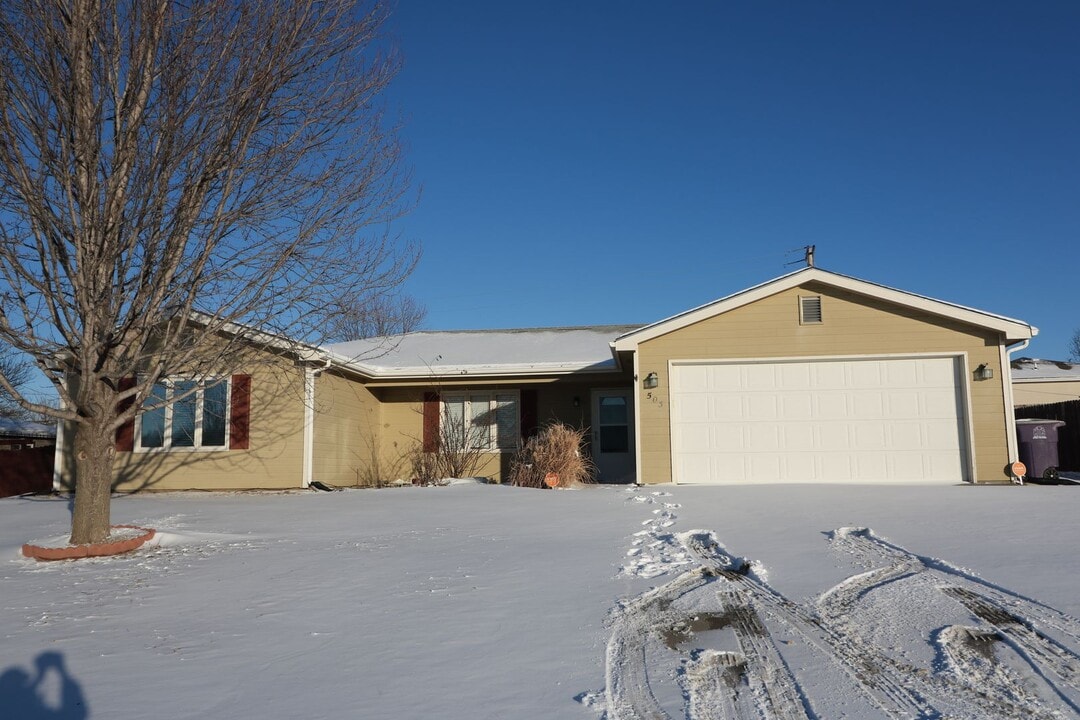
left=324, top=325, right=641, bottom=378
left=1010, top=357, right=1080, bottom=382
left=0, top=417, right=56, bottom=438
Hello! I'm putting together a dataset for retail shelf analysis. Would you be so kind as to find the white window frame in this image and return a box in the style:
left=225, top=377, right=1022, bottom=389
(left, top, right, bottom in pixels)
left=135, top=376, right=232, bottom=452
left=441, top=391, right=520, bottom=452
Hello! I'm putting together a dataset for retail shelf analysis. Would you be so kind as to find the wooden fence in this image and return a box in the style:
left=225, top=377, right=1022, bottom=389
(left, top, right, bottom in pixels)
left=0, top=446, right=55, bottom=498
left=1015, top=400, right=1080, bottom=472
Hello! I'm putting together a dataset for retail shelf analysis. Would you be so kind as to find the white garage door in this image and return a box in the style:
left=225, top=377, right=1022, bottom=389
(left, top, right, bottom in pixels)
left=670, top=356, right=968, bottom=484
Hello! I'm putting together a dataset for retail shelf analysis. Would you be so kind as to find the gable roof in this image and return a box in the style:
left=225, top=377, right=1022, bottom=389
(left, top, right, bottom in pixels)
left=324, top=325, right=639, bottom=379
left=612, top=267, right=1037, bottom=351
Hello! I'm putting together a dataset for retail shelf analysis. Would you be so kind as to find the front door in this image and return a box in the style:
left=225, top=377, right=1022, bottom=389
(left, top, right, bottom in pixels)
left=591, top=389, right=635, bottom=484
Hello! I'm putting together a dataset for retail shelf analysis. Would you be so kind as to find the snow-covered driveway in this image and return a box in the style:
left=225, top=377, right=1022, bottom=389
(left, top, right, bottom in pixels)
left=2, top=483, right=1078, bottom=719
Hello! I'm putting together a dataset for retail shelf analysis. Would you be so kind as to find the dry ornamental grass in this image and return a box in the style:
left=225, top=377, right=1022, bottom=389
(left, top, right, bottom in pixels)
left=508, top=424, right=595, bottom=488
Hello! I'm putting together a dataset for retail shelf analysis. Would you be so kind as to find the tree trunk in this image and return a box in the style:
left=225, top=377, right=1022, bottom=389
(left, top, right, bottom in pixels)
left=69, top=411, right=116, bottom=545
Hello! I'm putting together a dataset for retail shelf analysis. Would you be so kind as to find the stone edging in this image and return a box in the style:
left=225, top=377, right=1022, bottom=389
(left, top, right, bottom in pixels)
left=22, top=525, right=156, bottom=561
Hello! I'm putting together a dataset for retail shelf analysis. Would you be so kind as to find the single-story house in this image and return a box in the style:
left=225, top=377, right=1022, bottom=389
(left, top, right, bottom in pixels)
left=1011, top=358, right=1080, bottom=408
left=0, top=417, right=56, bottom=450
left=55, top=267, right=1037, bottom=490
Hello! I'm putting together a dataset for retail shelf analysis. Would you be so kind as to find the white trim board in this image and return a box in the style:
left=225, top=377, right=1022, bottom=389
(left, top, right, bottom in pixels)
left=613, top=267, right=1036, bottom=351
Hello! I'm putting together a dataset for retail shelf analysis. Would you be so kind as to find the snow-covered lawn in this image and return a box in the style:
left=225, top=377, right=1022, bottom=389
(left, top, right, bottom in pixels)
left=2, top=483, right=1079, bottom=719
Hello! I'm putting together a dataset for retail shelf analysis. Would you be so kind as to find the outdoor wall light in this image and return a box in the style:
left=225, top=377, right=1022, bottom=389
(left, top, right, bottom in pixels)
left=974, top=363, right=994, bottom=381
left=643, top=372, right=659, bottom=389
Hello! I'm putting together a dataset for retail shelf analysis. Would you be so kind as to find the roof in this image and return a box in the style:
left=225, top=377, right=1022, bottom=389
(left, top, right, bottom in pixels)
left=0, top=417, right=56, bottom=439
left=324, top=325, right=640, bottom=379
left=612, top=266, right=1037, bottom=350
left=1011, top=357, right=1080, bottom=383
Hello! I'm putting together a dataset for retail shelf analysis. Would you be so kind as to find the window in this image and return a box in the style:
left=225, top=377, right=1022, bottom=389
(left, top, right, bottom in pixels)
left=441, top=392, right=519, bottom=451
left=137, top=378, right=230, bottom=450
left=799, top=295, right=823, bottom=324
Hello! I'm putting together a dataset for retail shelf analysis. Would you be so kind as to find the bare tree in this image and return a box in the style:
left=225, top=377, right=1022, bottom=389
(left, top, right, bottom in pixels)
left=0, top=346, right=31, bottom=418
left=1070, top=329, right=1080, bottom=363
left=327, top=292, right=426, bottom=341
left=0, top=1, right=415, bottom=543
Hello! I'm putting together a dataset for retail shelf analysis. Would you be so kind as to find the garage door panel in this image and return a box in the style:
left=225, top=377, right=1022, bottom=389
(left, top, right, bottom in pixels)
left=712, top=425, right=745, bottom=452
left=920, top=360, right=958, bottom=385
left=924, top=420, right=964, bottom=450
left=746, top=364, right=777, bottom=388
left=885, top=360, right=919, bottom=385
left=813, top=362, right=847, bottom=388
left=887, top=392, right=921, bottom=416
left=747, top=425, right=781, bottom=451
left=850, top=362, right=885, bottom=388
left=816, top=394, right=849, bottom=419
left=749, top=455, right=782, bottom=481
left=922, top=392, right=961, bottom=418
left=854, top=423, right=888, bottom=450
left=671, top=357, right=967, bottom=484
left=780, top=393, right=813, bottom=419
left=781, top=424, right=815, bottom=451
left=818, top=423, right=852, bottom=450
left=677, top=424, right=712, bottom=452
left=851, top=392, right=886, bottom=418
left=676, top=394, right=711, bottom=422
left=748, top=395, right=779, bottom=420
left=885, top=423, right=922, bottom=451
left=779, top=363, right=812, bottom=389
left=707, top=364, right=742, bottom=391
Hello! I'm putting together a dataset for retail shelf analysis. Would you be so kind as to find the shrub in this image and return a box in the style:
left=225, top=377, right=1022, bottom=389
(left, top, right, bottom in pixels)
left=508, top=423, right=595, bottom=488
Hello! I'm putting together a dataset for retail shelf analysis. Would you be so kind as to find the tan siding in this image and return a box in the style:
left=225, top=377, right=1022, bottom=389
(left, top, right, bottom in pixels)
left=111, top=354, right=307, bottom=491
left=636, top=283, right=1011, bottom=484
left=374, top=376, right=630, bottom=483
left=312, top=371, right=381, bottom=486
left=1013, top=381, right=1080, bottom=407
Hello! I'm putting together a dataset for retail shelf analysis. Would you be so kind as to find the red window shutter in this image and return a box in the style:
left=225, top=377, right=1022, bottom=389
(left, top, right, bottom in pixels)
left=114, top=376, right=137, bottom=451
left=422, top=392, right=440, bottom=452
left=520, top=389, right=538, bottom=440
left=230, top=374, right=251, bottom=450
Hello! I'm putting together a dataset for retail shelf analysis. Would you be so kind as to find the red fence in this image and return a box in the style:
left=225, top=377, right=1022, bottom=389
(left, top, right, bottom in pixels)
left=1015, top=400, right=1080, bottom=471
left=0, top=446, right=55, bottom=498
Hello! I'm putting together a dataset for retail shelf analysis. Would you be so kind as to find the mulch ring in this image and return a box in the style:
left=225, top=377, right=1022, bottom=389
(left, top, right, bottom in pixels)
left=22, top=525, right=156, bottom=562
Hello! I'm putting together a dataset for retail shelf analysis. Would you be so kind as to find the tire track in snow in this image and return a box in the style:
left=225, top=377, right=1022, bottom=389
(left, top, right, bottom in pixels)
left=684, top=531, right=1065, bottom=719
left=830, top=527, right=1080, bottom=645
left=935, top=625, right=1064, bottom=720
left=680, top=531, right=936, bottom=720
left=827, top=527, right=1080, bottom=716
left=716, top=590, right=811, bottom=720
left=683, top=650, right=750, bottom=720
left=605, top=568, right=716, bottom=720
left=943, top=586, right=1080, bottom=693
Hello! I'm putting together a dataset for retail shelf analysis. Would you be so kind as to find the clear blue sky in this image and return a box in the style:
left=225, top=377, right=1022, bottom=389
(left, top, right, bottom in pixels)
left=384, top=1, right=1079, bottom=359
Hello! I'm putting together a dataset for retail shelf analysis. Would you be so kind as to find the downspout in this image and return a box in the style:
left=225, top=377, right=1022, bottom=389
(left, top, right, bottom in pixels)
left=1002, top=338, right=1030, bottom=471
left=52, top=404, right=66, bottom=492
left=301, top=358, right=333, bottom=489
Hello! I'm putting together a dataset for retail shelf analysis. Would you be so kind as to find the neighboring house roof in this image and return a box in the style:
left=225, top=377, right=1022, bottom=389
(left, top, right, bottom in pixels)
left=325, top=325, right=641, bottom=379
left=0, top=417, right=56, bottom=439
left=1011, top=357, right=1080, bottom=383
left=612, top=266, right=1037, bottom=351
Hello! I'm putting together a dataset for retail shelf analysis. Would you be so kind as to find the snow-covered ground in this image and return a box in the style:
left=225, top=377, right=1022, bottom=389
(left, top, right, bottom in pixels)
left=2, top=482, right=1079, bottom=719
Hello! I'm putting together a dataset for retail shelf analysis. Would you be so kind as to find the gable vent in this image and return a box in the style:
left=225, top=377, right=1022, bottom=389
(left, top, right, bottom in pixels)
left=800, top=295, right=822, bottom=324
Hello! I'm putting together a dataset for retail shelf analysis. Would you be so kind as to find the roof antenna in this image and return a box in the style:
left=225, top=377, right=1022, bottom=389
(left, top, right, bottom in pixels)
left=783, top=245, right=816, bottom=268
